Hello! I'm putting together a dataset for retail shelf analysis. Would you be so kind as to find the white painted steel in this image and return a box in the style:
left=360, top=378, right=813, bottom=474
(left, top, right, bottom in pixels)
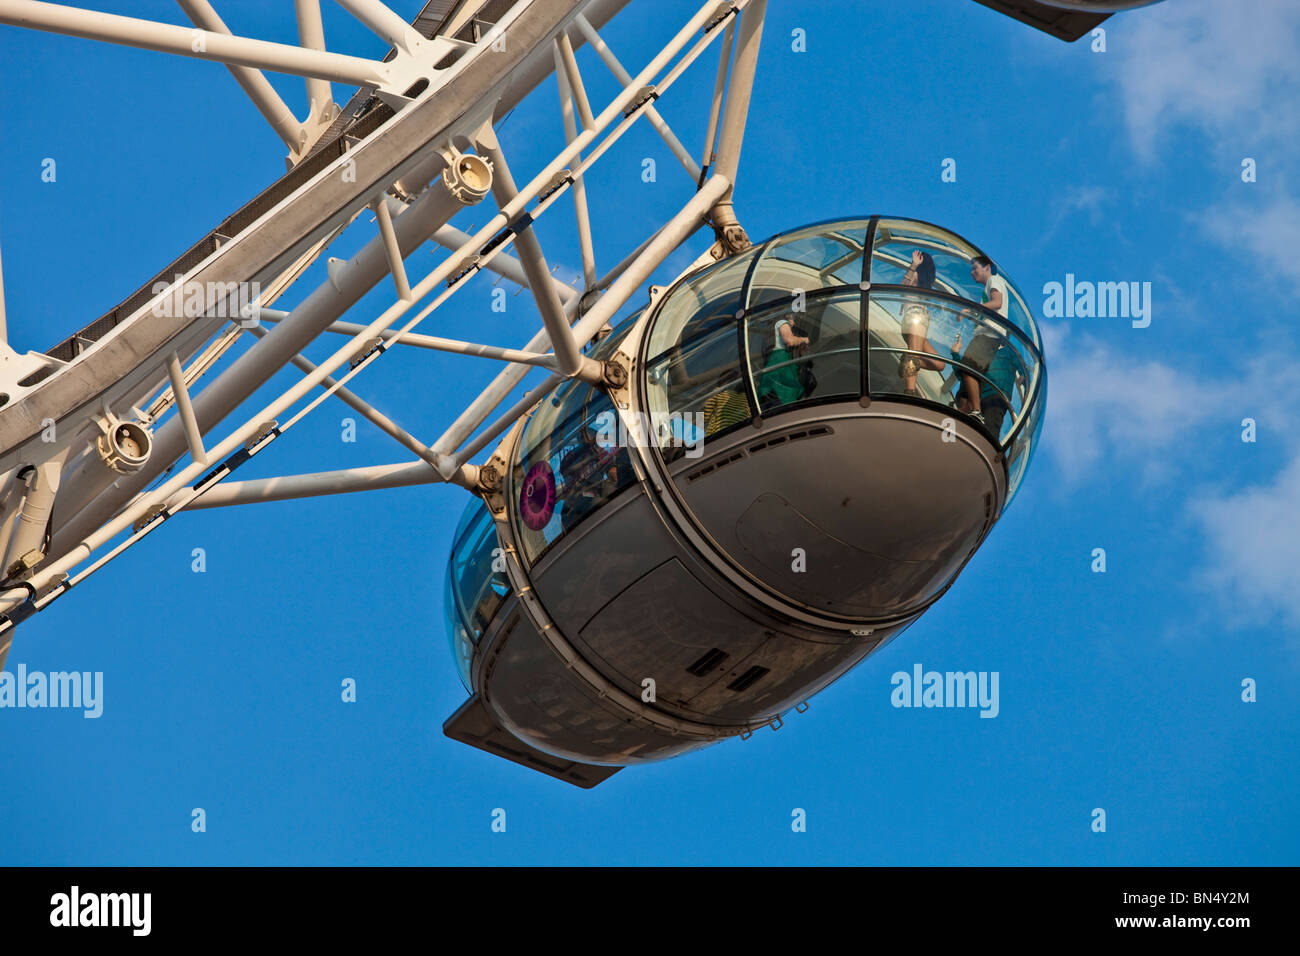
left=0, top=0, right=391, bottom=86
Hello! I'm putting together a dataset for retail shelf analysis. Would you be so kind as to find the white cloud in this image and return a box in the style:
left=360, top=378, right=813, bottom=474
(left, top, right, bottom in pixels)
left=1202, top=190, right=1300, bottom=284
left=1108, top=0, right=1300, bottom=160
left=1038, top=323, right=1214, bottom=483
left=1102, top=2, right=1300, bottom=302
left=1041, top=322, right=1300, bottom=632
left=1052, top=1, right=1300, bottom=634
left=1040, top=323, right=1300, bottom=481
left=1189, top=451, right=1300, bottom=631
left=1033, top=186, right=1114, bottom=251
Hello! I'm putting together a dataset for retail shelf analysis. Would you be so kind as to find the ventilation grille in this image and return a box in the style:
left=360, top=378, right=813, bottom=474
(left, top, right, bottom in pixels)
left=746, top=425, right=832, bottom=456
left=686, top=647, right=729, bottom=677
left=727, top=666, right=771, bottom=693
left=684, top=450, right=746, bottom=483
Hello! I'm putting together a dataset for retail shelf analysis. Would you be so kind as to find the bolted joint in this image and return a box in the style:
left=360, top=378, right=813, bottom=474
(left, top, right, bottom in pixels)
left=717, top=222, right=751, bottom=255
left=131, top=503, right=168, bottom=535
left=709, top=199, right=751, bottom=256
left=602, top=359, right=628, bottom=390
left=578, top=286, right=602, bottom=317
left=477, top=462, right=501, bottom=494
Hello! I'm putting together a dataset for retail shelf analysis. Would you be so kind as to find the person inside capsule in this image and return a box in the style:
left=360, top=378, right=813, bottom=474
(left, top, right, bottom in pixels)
left=702, top=369, right=752, bottom=436
left=952, top=255, right=1008, bottom=425
left=897, top=249, right=949, bottom=398
left=756, top=311, right=812, bottom=410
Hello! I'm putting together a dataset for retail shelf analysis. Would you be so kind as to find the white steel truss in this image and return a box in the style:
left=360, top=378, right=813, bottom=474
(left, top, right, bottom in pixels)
left=0, top=0, right=769, bottom=662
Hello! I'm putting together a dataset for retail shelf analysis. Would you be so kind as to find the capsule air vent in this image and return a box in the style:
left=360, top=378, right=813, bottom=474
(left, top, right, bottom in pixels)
left=686, top=647, right=729, bottom=677
left=727, top=665, right=771, bottom=692
left=684, top=450, right=745, bottom=483
left=746, top=425, right=832, bottom=455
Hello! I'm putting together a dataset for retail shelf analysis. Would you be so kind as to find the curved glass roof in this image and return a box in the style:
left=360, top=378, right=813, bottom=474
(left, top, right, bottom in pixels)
left=638, top=216, right=1047, bottom=506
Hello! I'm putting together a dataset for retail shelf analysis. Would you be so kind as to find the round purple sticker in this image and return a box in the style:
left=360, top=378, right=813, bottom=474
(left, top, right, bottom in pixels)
left=519, top=461, right=556, bottom=531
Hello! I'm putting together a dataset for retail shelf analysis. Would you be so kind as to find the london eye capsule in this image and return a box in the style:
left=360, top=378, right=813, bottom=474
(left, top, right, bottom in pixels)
left=443, top=217, right=1046, bottom=787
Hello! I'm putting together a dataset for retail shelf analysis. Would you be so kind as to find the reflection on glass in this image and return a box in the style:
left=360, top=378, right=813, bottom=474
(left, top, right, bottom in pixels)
left=646, top=318, right=751, bottom=446
left=745, top=220, right=869, bottom=311
left=870, top=217, right=1040, bottom=349
left=643, top=247, right=759, bottom=364
left=514, top=376, right=636, bottom=563
left=445, top=500, right=509, bottom=690
left=445, top=570, right=474, bottom=691
left=1005, top=376, right=1046, bottom=502
left=872, top=218, right=984, bottom=302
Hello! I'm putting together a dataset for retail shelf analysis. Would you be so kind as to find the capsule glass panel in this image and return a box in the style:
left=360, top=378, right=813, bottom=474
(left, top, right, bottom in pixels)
left=867, top=290, right=1037, bottom=446
left=445, top=500, right=508, bottom=689
left=746, top=290, right=863, bottom=414
left=643, top=248, right=760, bottom=365
left=870, top=217, right=1041, bottom=349
left=1005, top=374, right=1046, bottom=502
left=745, top=219, right=869, bottom=311
left=514, top=375, right=637, bottom=564
left=638, top=217, right=1047, bottom=509
left=643, top=248, right=761, bottom=451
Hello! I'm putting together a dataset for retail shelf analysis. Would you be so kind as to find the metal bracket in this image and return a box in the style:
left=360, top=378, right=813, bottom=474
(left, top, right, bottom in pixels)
left=478, top=449, right=510, bottom=519
left=243, top=421, right=279, bottom=451
left=131, top=504, right=167, bottom=535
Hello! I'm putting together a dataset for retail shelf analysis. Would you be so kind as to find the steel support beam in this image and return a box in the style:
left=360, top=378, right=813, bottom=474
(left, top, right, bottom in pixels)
left=699, top=18, right=734, bottom=180
left=333, top=0, right=426, bottom=55
left=432, top=223, right=578, bottom=304
left=246, top=325, right=442, bottom=469
left=555, top=31, right=595, bottom=131
left=574, top=13, right=702, bottom=181
left=293, top=0, right=333, bottom=123
left=429, top=310, right=570, bottom=458
left=440, top=0, right=493, bottom=42
left=568, top=175, right=730, bottom=354
left=21, top=0, right=737, bottom=605
left=179, top=461, right=445, bottom=510
left=49, top=169, right=473, bottom=554
left=373, top=198, right=413, bottom=302
left=258, top=310, right=558, bottom=367
left=0, top=0, right=390, bottom=86
left=555, top=41, right=598, bottom=290
left=166, top=352, right=208, bottom=467
left=710, top=0, right=765, bottom=203
left=477, top=128, right=596, bottom=380
left=175, top=0, right=304, bottom=153
left=454, top=371, right=562, bottom=466
left=454, top=174, right=731, bottom=468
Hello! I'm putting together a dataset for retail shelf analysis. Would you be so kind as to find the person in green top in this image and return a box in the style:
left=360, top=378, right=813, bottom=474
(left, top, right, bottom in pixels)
left=757, top=313, right=811, bottom=410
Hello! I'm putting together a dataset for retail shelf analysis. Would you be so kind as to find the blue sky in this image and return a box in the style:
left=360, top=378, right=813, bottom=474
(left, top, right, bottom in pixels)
left=0, top=0, right=1296, bottom=865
